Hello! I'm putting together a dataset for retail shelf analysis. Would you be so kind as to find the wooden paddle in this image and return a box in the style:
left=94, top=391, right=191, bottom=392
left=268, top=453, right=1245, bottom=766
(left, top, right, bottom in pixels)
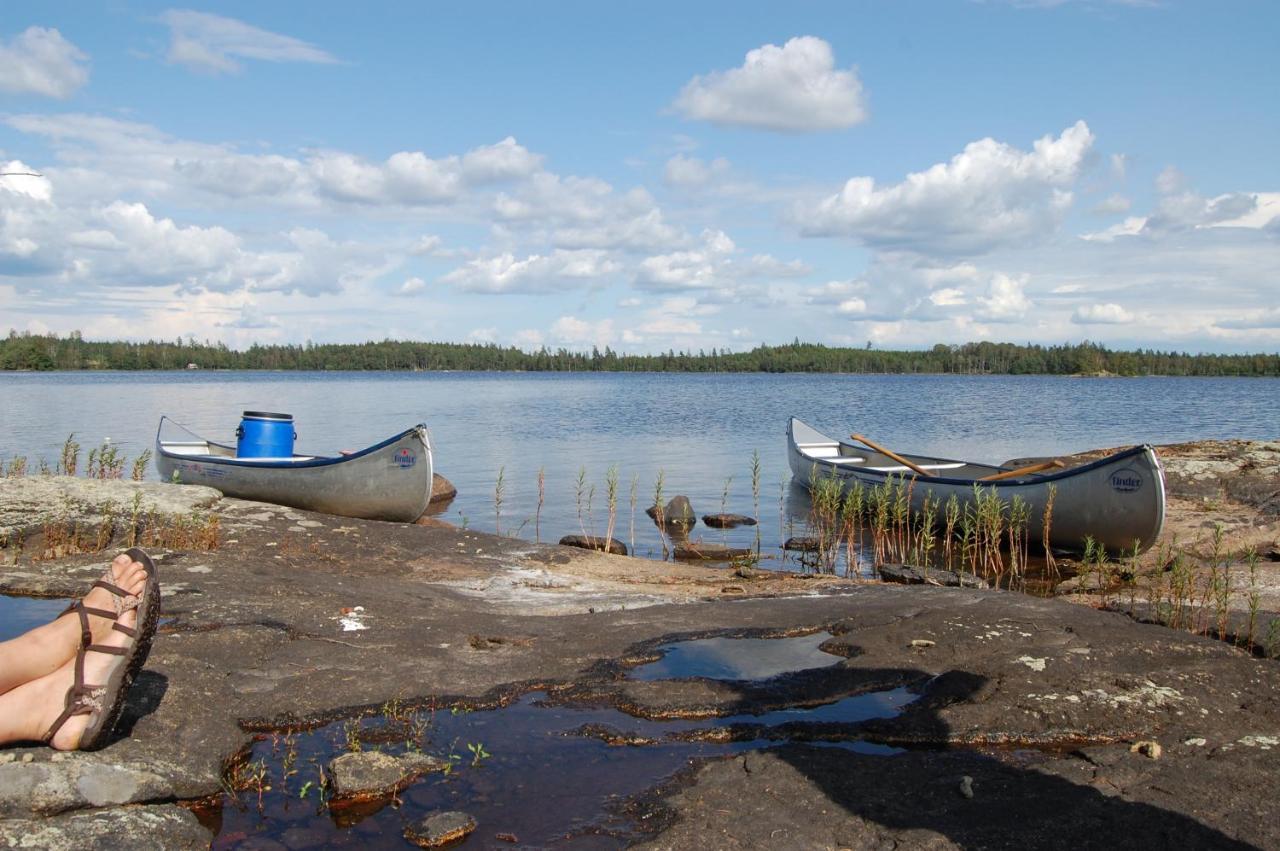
left=978, top=459, right=1065, bottom=482
left=849, top=433, right=931, bottom=477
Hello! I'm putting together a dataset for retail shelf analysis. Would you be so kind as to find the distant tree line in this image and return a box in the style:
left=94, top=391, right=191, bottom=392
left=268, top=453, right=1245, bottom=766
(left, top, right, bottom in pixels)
left=2, top=330, right=1277, bottom=376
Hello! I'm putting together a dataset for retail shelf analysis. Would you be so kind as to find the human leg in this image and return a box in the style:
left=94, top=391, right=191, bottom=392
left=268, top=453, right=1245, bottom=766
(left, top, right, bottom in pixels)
left=0, top=553, right=148, bottom=695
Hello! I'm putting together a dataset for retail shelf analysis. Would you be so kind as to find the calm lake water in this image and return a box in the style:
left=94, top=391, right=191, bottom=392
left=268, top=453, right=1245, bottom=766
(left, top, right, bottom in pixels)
left=2, top=371, right=1276, bottom=564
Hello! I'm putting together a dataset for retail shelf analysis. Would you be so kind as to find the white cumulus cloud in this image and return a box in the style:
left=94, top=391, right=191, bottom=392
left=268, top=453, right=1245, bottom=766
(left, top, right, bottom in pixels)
left=440, top=249, right=619, bottom=293
left=796, top=121, right=1094, bottom=255
left=1072, top=303, right=1134, bottom=324
left=673, top=36, right=867, bottom=132
left=0, top=27, right=89, bottom=98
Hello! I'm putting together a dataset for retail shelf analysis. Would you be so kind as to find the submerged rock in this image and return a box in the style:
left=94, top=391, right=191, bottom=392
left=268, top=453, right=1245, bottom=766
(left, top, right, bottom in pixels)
left=558, top=535, right=628, bottom=555
left=701, top=513, right=757, bottom=528
left=404, top=811, right=477, bottom=848
left=428, top=474, right=457, bottom=505
left=326, top=751, right=448, bottom=802
left=877, top=564, right=990, bottom=589
left=673, top=542, right=753, bottom=561
left=646, top=495, right=697, bottom=526
left=782, top=536, right=821, bottom=552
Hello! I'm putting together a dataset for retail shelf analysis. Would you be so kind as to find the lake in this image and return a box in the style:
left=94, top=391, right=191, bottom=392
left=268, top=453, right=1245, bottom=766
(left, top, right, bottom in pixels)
left=2, top=371, right=1276, bottom=565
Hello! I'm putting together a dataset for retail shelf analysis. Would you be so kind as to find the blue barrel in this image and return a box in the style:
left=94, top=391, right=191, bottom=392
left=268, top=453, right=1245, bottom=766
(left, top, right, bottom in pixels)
left=235, top=411, right=296, bottom=458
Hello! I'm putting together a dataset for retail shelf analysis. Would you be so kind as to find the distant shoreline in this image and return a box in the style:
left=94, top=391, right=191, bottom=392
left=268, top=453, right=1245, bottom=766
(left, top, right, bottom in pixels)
left=3, top=333, right=1277, bottom=377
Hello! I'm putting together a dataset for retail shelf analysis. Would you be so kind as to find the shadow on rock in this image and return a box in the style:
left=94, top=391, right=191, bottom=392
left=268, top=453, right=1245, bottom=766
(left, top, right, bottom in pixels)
left=111, top=671, right=168, bottom=741
left=640, top=661, right=1258, bottom=850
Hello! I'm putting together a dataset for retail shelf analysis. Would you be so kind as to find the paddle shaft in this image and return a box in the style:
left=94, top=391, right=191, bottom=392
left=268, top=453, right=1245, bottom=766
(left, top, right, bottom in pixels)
left=978, top=459, right=1066, bottom=482
left=849, top=434, right=931, bottom=477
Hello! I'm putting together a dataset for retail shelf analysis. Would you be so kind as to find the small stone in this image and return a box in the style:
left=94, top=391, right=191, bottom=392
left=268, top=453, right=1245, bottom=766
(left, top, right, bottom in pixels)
left=20, top=753, right=33, bottom=764
left=0, top=753, right=14, bottom=765
left=959, top=776, right=974, bottom=799
left=1183, top=737, right=1207, bottom=747
left=721, top=585, right=745, bottom=594
left=1130, top=740, right=1162, bottom=759
left=910, top=639, right=936, bottom=648
left=404, top=811, right=477, bottom=848
left=1017, top=656, right=1047, bottom=672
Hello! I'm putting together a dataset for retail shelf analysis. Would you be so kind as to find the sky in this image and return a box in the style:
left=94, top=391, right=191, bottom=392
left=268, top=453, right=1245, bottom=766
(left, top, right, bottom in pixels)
left=1, top=1, right=1277, bottom=355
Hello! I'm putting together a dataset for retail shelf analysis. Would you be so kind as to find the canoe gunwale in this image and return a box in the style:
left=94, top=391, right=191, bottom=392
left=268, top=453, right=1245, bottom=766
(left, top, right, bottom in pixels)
left=788, top=418, right=1153, bottom=489
left=155, top=415, right=428, bottom=469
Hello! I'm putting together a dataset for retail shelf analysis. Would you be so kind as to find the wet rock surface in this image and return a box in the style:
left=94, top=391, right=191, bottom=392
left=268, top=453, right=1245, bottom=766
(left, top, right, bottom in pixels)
left=0, top=474, right=1277, bottom=848
left=326, top=750, right=447, bottom=801
left=403, top=810, right=476, bottom=847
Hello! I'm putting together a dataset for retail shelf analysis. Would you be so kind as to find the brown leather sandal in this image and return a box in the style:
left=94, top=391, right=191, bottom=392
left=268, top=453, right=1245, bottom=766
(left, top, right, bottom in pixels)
left=41, top=548, right=161, bottom=750
left=40, top=603, right=141, bottom=750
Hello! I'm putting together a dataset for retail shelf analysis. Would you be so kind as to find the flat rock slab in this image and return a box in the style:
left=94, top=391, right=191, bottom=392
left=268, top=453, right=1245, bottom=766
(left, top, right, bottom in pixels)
left=0, top=477, right=222, bottom=545
left=0, top=480, right=1277, bottom=848
left=0, top=803, right=208, bottom=850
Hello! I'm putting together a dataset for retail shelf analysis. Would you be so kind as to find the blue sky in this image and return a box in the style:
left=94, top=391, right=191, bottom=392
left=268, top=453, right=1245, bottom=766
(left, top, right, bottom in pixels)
left=1, top=1, right=1277, bottom=353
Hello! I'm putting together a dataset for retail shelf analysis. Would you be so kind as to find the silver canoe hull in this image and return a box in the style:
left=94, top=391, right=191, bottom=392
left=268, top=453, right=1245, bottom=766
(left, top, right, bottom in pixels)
left=787, top=418, right=1165, bottom=553
left=155, top=417, right=434, bottom=522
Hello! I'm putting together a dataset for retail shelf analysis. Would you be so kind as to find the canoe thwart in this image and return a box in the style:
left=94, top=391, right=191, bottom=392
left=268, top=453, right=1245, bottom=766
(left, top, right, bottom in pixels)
left=978, top=459, right=1066, bottom=482
left=849, top=433, right=930, bottom=477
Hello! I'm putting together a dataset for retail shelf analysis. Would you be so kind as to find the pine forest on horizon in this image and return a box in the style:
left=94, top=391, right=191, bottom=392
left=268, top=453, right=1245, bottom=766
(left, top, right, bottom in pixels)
left=2, top=331, right=1278, bottom=377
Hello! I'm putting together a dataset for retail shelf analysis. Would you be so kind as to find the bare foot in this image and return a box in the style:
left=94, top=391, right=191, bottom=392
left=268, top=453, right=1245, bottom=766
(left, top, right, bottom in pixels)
left=44, top=600, right=139, bottom=751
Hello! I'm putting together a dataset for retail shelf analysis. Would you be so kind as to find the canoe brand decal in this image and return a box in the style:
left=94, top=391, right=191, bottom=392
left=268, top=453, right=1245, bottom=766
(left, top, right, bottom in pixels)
left=1110, top=468, right=1142, bottom=493
left=393, top=448, right=417, bottom=469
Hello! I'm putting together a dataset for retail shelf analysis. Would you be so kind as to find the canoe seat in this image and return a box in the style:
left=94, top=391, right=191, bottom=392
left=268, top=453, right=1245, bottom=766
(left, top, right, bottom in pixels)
left=866, top=462, right=966, bottom=473
left=164, top=443, right=213, bottom=457
left=798, top=444, right=840, bottom=458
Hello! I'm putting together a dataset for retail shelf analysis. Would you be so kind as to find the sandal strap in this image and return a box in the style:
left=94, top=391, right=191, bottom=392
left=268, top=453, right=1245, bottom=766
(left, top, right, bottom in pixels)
left=112, top=622, right=138, bottom=639
left=92, top=579, right=141, bottom=614
left=41, top=683, right=107, bottom=744
left=84, top=643, right=128, bottom=657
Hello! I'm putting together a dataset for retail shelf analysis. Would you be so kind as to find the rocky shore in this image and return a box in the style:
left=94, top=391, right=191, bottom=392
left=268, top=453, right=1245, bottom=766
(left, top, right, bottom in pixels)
left=0, top=440, right=1276, bottom=849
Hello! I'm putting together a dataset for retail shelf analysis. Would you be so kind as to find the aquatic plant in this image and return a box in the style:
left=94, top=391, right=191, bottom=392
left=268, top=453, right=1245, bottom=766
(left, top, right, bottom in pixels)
left=58, top=434, right=80, bottom=476
left=751, top=449, right=762, bottom=556
left=130, top=449, right=151, bottom=481
left=651, top=469, right=668, bottom=560
left=629, top=472, right=639, bottom=554
left=605, top=464, right=620, bottom=552
left=493, top=466, right=505, bottom=536
left=535, top=466, right=545, bottom=543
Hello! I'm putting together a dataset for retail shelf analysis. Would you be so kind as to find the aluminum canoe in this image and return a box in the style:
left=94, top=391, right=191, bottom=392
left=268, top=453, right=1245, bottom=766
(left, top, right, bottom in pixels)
left=155, top=416, right=434, bottom=522
left=787, top=417, right=1165, bottom=553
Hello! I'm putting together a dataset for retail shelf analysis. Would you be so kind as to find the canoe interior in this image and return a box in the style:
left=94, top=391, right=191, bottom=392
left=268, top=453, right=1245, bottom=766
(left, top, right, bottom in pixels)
left=159, top=439, right=318, bottom=464
left=792, top=438, right=1009, bottom=481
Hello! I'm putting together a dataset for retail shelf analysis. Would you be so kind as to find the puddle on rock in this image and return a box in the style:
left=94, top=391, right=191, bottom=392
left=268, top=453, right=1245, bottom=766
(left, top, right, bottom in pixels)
left=630, top=632, right=841, bottom=681
left=0, top=594, right=72, bottom=642
left=211, top=635, right=918, bottom=849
